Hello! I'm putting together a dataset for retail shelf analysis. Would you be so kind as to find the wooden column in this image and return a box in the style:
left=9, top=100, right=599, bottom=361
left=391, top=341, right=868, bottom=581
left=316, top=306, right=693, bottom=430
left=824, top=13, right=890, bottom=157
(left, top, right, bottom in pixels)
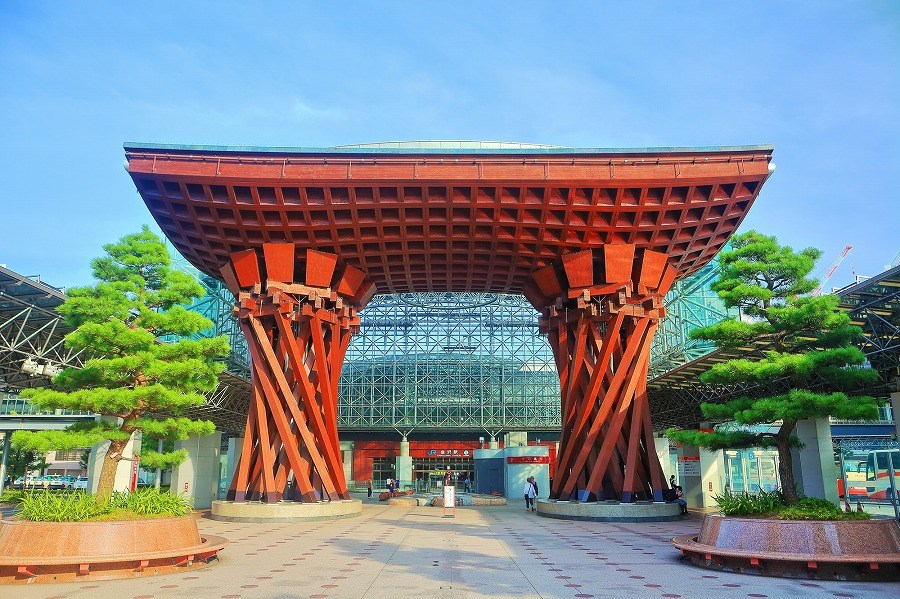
left=221, top=244, right=375, bottom=503
left=524, top=245, right=677, bottom=503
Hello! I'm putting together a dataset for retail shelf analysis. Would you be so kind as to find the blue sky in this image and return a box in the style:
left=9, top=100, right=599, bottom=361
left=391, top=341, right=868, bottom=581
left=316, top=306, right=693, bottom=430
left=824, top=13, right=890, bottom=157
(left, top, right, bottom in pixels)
left=1, top=2, right=898, bottom=289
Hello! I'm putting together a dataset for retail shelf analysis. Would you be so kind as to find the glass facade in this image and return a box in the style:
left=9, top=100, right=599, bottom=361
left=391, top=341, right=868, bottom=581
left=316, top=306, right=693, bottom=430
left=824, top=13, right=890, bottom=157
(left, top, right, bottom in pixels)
left=338, top=293, right=559, bottom=431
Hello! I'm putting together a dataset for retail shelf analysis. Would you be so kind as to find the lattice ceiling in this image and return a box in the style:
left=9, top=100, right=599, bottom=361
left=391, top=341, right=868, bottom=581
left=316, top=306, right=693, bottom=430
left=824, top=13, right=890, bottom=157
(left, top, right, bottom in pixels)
left=126, top=144, right=773, bottom=294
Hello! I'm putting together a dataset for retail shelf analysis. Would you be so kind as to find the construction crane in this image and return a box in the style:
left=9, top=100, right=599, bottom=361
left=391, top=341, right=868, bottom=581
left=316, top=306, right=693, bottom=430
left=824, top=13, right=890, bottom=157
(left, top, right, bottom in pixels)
left=811, top=245, right=852, bottom=296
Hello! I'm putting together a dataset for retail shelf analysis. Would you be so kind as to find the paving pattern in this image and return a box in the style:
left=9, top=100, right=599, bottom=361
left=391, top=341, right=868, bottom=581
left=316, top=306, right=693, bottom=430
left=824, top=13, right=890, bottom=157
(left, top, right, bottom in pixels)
left=4, top=497, right=898, bottom=599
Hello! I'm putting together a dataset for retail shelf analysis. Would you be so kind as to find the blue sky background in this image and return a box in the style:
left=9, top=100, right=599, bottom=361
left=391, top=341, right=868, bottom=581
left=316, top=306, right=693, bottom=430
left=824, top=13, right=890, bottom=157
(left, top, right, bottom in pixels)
left=1, top=2, right=898, bottom=290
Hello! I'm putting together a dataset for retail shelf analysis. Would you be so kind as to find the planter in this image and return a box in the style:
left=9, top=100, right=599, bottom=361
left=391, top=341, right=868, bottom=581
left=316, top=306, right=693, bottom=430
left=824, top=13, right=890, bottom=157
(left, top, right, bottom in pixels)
left=0, top=515, right=228, bottom=584
left=672, top=514, right=900, bottom=581
left=537, top=498, right=682, bottom=522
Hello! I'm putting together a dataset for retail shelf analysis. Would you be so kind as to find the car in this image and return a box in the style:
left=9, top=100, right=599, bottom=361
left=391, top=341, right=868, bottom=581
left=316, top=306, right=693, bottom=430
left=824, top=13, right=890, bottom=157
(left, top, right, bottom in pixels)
left=25, top=475, right=51, bottom=489
left=48, top=475, right=75, bottom=489
left=72, top=477, right=89, bottom=490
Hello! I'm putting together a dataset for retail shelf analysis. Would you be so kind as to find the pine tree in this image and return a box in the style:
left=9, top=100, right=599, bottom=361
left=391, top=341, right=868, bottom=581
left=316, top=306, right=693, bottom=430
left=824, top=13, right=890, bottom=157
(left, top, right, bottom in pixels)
left=667, top=231, right=882, bottom=505
left=13, top=227, right=229, bottom=500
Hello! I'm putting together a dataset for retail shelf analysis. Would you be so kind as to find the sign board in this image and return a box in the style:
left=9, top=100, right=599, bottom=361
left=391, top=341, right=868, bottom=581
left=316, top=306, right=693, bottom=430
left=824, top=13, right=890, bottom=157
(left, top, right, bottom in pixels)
left=130, top=456, right=140, bottom=492
left=443, top=484, right=456, bottom=517
left=708, top=481, right=713, bottom=492
left=677, top=456, right=701, bottom=477
left=443, top=485, right=456, bottom=507
left=506, top=456, right=550, bottom=464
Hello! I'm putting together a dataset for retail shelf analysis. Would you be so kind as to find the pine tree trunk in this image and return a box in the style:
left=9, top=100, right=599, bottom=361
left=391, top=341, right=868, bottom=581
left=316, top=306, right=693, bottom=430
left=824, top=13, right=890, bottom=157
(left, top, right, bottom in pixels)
left=96, top=439, right=127, bottom=501
left=777, top=420, right=799, bottom=506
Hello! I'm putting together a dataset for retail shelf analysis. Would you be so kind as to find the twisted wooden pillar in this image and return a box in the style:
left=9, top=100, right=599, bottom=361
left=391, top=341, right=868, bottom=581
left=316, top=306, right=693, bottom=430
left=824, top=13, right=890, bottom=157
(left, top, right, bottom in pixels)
left=219, top=244, right=375, bottom=503
left=523, top=245, right=678, bottom=503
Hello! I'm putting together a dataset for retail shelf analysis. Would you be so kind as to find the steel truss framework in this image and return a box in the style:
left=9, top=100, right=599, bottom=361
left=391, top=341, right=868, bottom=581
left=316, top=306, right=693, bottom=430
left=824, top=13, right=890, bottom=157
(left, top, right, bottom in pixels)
left=338, top=292, right=559, bottom=431
left=837, top=265, right=900, bottom=383
left=0, top=266, right=84, bottom=394
left=649, top=258, right=731, bottom=379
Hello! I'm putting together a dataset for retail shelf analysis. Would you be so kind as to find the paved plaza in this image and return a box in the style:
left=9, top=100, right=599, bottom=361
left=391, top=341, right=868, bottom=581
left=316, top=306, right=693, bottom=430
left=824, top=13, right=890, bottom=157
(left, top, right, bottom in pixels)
left=3, top=496, right=898, bottom=599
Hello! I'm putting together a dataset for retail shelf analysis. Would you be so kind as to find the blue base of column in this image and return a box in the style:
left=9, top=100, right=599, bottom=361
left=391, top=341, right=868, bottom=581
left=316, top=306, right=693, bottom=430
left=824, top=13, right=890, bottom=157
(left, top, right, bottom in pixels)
left=653, top=490, right=663, bottom=501
left=621, top=491, right=633, bottom=503
left=577, top=489, right=591, bottom=502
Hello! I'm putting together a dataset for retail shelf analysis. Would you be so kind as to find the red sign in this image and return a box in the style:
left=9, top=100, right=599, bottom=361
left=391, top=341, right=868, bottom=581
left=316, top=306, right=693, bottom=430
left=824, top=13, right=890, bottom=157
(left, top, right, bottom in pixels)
left=708, top=481, right=713, bottom=492
left=507, top=456, right=550, bottom=464
left=130, top=456, right=140, bottom=492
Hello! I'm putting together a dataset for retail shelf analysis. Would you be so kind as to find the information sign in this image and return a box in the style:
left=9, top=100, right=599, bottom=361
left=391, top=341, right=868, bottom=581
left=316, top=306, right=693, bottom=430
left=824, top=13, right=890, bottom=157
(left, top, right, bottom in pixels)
left=677, top=456, right=701, bottom=477
left=443, top=484, right=456, bottom=517
left=443, top=484, right=455, bottom=507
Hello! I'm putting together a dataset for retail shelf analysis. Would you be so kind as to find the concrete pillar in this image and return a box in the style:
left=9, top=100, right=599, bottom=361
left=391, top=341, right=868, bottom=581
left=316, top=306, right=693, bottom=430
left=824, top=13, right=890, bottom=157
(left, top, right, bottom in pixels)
left=891, top=392, right=900, bottom=441
left=677, top=443, right=724, bottom=508
left=87, top=427, right=142, bottom=494
left=395, top=437, right=412, bottom=491
left=654, top=437, right=672, bottom=484
left=153, top=438, right=163, bottom=489
left=170, top=432, right=221, bottom=509
left=225, top=436, right=243, bottom=490
left=502, top=445, right=550, bottom=500
left=340, top=440, right=354, bottom=488
left=0, top=433, right=10, bottom=494
left=791, top=418, right=839, bottom=503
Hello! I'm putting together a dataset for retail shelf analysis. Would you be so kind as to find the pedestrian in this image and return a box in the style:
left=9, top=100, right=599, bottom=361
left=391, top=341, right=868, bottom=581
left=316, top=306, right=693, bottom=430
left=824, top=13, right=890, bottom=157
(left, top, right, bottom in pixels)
left=444, top=469, right=452, bottom=487
left=523, top=476, right=537, bottom=511
left=674, top=485, right=688, bottom=515
left=464, top=477, right=470, bottom=493
left=530, top=476, right=539, bottom=500
left=669, top=474, right=676, bottom=488
left=367, top=478, right=373, bottom=499
left=387, top=477, right=394, bottom=494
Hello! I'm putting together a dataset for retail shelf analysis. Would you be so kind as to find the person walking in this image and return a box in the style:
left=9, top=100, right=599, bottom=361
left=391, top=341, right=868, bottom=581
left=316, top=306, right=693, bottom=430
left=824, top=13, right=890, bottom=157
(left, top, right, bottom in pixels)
left=523, top=477, right=537, bottom=511
left=366, top=478, right=373, bottom=499
left=464, top=477, right=470, bottom=493
left=529, top=476, right=539, bottom=502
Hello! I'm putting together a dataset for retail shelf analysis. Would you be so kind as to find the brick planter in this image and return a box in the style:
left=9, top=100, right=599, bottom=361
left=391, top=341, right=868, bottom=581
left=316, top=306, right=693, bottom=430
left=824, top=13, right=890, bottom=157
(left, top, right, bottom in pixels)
left=672, top=514, right=900, bottom=581
left=0, top=516, right=228, bottom=584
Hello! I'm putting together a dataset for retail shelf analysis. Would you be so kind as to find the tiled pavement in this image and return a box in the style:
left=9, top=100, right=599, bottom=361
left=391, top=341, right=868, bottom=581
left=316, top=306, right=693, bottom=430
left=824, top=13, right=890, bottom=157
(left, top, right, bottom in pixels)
left=3, top=496, right=898, bottom=599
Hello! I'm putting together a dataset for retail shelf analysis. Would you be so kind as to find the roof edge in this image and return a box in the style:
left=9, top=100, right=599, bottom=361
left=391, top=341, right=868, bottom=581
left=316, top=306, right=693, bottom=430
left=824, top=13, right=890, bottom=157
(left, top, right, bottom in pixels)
left=124, top=142, right=774, bottom=157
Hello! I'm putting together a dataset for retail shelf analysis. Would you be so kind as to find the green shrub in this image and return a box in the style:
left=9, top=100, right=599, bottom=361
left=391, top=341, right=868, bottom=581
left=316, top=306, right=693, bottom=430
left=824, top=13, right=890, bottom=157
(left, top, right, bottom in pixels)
left=0, top=489, right=25, bottom=504
left=18, top=487, right=193, bottom=522
left=713, top=488, right=785, bottom=516
left=713, top=488, right=870, bottom=520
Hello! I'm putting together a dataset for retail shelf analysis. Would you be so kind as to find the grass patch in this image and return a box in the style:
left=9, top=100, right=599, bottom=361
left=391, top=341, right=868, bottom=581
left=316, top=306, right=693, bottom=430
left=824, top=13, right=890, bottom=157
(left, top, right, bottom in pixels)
left=714, top=488, right=870, bottom=520
left=18, top=487, right=193, bottom=522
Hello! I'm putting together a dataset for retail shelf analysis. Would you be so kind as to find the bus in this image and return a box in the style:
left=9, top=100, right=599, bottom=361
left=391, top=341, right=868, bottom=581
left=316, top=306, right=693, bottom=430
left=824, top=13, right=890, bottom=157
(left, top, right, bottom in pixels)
left=840, top=449, right=900, bottom=502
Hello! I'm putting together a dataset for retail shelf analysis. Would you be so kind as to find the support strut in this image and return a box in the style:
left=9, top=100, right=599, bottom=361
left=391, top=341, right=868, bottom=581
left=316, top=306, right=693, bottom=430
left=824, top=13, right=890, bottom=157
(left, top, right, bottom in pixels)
left=220, top=244, right=375, bottom=503
left=523, top=245, right=677, bottom=503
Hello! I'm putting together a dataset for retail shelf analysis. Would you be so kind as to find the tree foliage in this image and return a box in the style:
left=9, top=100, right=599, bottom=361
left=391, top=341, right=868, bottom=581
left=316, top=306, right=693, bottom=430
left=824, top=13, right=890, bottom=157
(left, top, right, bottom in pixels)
left=13, top=227, right=229, bottom=500
left=667, top=231, right=881, bottom=505
left=6, top=447, right=50, bottom=480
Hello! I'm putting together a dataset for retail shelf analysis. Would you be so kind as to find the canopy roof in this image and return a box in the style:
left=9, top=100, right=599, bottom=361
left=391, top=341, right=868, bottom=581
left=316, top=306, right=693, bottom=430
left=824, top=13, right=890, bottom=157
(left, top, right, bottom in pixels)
left=125, top=142, right=774, bottom=295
